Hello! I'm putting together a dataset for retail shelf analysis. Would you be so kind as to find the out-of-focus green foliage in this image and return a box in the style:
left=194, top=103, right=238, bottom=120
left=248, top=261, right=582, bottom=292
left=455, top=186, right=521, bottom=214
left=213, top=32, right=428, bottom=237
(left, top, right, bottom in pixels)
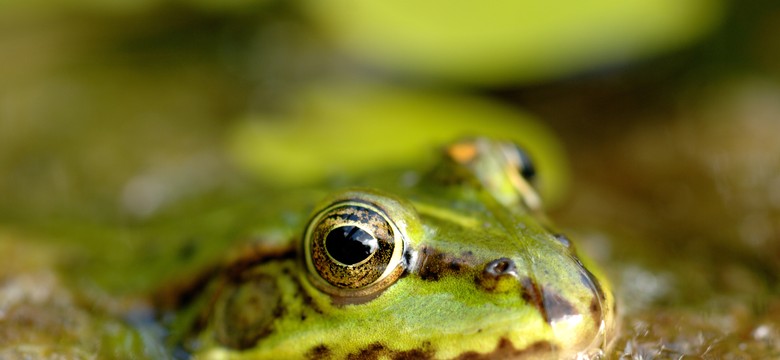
left=301, top=0, right=724, bottom=85
left=228, top=82, right=570, bottom=206
left=0, top=0, right=271, bottom=14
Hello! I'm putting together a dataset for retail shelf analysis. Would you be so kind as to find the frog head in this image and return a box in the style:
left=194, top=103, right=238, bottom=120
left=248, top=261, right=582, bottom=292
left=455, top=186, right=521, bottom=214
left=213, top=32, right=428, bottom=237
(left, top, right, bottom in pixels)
left=188, top=138, right=615, bottom=359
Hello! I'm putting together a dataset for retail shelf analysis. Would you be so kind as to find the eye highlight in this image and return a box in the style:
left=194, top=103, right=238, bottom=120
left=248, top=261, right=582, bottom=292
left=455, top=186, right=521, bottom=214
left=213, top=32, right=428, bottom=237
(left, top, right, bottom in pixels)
left=304, top=201, right=406, bottom=294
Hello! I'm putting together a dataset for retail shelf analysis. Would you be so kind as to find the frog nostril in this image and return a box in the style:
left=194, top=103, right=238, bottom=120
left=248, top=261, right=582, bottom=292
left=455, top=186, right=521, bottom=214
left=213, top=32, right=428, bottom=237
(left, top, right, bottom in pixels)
left=477, top=258, right=518, bottom=292
left=485, top=258, right=516, bottom=276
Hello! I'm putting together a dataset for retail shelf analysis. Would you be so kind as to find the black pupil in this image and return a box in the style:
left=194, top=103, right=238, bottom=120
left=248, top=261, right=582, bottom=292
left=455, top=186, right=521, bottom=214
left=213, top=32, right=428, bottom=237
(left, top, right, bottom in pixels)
left=325, top=226, right=378, bottom=265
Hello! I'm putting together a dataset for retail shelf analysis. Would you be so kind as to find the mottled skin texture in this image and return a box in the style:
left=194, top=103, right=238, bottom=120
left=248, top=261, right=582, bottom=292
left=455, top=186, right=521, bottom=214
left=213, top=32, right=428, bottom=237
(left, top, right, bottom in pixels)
left=165, top=138, right=615, bottom=359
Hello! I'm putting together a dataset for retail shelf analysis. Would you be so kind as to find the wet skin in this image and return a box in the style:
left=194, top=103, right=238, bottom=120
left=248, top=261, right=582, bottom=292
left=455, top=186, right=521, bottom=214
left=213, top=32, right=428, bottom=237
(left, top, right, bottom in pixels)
left=163, top=138, right=616, bottom=359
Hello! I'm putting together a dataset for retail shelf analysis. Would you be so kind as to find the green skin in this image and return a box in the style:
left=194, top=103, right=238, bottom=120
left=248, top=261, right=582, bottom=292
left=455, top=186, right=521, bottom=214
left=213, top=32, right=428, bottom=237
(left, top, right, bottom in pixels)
left=167, top=138, right=615, bottom=359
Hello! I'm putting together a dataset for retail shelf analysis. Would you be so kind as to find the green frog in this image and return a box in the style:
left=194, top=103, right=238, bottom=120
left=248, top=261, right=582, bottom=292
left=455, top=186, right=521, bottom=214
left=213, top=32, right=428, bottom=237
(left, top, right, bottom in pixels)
left=160, top=137, right=616, bottom=359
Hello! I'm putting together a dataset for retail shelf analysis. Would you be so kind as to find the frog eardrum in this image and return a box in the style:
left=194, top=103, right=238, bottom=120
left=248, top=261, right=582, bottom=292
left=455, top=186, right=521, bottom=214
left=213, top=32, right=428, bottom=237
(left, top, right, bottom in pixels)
left=304, top=201, right=407, bottom=297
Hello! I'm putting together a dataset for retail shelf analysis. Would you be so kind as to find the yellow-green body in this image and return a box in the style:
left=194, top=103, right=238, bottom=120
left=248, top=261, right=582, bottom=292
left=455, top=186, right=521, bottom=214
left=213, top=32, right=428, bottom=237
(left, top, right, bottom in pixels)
left=168, top=138, right=615, bottom=359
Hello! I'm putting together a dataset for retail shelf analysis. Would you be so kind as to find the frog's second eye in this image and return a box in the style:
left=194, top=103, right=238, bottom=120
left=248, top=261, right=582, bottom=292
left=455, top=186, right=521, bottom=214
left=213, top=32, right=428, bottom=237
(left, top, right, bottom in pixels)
left=304, top=201, right=406, bottom=295
left=505, top=143, right=536, bottom=183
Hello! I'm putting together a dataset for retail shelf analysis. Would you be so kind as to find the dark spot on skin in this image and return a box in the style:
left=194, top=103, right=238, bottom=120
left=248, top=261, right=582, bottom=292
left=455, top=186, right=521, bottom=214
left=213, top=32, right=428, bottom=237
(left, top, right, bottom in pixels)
left=455, top=338, right=555, bottom=359
left=346, top=342, right=434, bottom=360
left=272, top=303, right=285, bottom=319
left=542, top=290, right=578, bottom=321
left=293, top=276, right=324, bottom=315
left=393, top=348, right=433, bottom=360
left=418, top=246, right=477, bottom=281
left=520, top=277, right=546, bottom=320
left=519, top=277, right=578, bottom=323
left=589, top=296, right=603, bottom=327
left=177, top=238, right=197, bottom=260
left=306, top=344, right=331, bottom=359
left=347, top=343, right=383, bottom=360
left=404, top=251, right=414, bottom=267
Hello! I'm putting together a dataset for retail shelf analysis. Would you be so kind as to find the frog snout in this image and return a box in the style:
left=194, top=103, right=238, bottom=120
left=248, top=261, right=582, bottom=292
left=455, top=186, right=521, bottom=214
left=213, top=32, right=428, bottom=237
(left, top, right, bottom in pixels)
left=476, top=258, right=518, bottom=292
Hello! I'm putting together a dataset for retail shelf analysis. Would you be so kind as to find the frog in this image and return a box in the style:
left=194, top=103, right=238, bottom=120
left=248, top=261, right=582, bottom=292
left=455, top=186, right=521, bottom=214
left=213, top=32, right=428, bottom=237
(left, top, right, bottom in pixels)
left=159, top=137, right=616, bottom=359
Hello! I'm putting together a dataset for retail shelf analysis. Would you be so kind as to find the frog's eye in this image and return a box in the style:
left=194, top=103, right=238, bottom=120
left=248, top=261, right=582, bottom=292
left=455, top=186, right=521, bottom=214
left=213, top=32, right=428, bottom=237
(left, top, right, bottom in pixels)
left=303, top=201, right=406, bottom=295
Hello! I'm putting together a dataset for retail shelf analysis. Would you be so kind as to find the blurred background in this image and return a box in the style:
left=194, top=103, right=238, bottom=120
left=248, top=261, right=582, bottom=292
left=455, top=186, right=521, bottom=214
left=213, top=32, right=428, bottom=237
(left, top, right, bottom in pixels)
left=1, top=0, right=780, bottom=358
